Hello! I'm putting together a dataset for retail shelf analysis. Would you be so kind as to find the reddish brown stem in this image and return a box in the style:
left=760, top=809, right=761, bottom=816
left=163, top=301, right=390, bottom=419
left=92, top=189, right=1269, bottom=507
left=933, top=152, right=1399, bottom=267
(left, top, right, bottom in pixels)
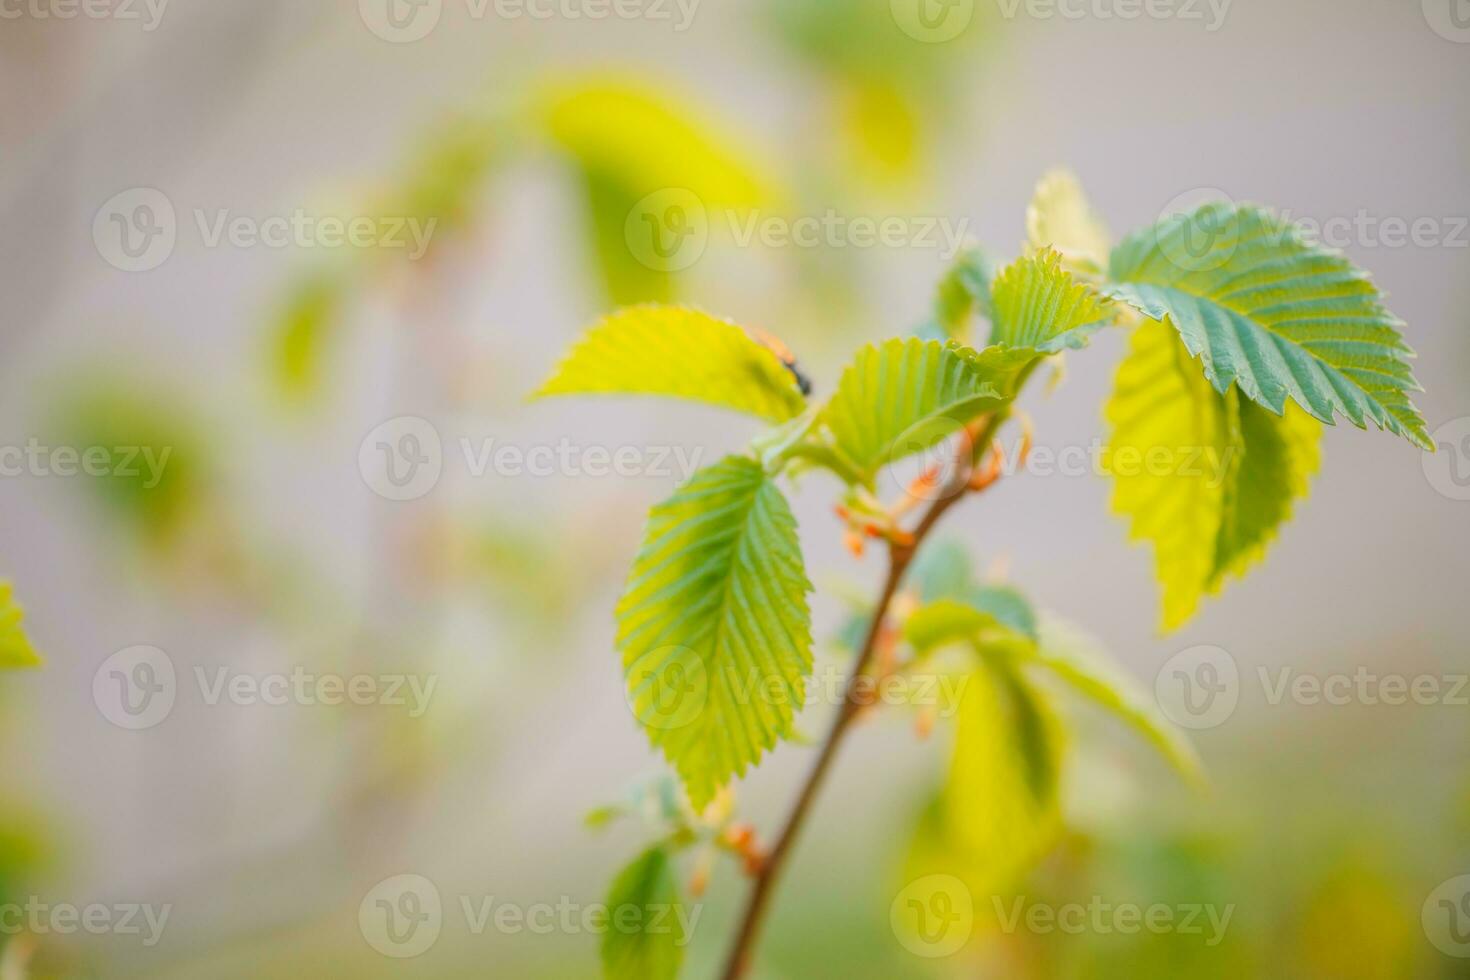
left=717, top=469, right=976, bottom=979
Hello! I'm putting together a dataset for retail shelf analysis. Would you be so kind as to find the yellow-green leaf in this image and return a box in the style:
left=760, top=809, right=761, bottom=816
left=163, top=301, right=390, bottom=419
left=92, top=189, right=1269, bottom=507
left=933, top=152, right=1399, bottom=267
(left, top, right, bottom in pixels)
left=1023, top=616, right=1203, bottom=787
left=538, top=77, right=771, bottom=304
left=944, top=657, right=1064, bottom=890
left=617, top=456, right=812, bottom=809
left=1026, top=168, right=1111, bottom=276
left=535, top=306, right=807, bottom=423
left=820, top=338, right=1009, bottom=483
left=0, top=583, right=42, bottom=669
left=988, top=247, right=1116, bottom=353
left=601, top=846, right=687, bottom=980
left=1105, top=318, right=1321, bottom=629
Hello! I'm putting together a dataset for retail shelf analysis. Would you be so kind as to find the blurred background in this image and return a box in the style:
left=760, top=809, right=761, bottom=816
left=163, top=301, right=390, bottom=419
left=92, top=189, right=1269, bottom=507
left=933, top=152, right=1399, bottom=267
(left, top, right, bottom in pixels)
left=2, top=0, right=1469, bottom=976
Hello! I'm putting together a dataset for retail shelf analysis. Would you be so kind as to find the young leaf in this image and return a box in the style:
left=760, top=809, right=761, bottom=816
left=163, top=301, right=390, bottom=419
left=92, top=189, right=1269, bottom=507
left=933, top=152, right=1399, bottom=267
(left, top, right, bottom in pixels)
left=943, top=657, right=1064, bottom=889
left=1021, top=617, right=1203, bottom=787
left=535, top=306, right=808, bottom=423
left=601, top=846, right=687, bottom=980
left=617, top=456, right=812, bottom=810
left=988, top=248, right=1117, bottom=353
left=1105, top=318, right=1321, bottom=629
left=1108, top=201, right=1429, bottom=449
left=1026, top=169, right=1111, bottom=276
left=0, top=583, right=42, bottom=669
left=820, top=338, right=1009, bottom=484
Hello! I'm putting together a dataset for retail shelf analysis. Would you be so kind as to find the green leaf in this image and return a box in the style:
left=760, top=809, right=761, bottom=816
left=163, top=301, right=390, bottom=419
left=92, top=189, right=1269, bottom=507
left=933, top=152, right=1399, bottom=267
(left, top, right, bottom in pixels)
left=988, top=247, right=1117, bottom=353
left=0, top=583, right=41, bottom=669
left=820, top=338, right=1010, bottom=484
left=943, top=657, right=1064, bottom=889
left=903, top=539, right=975, bottom=602
left=601, top=846, right=687, bottom=980
left=535, top=306, right=808, bottom=423
left=1022, top=617, right=1203, bottom=787
left=538, top=78, right=771, bottom=305
left=904, top=586, right=1037, bottom=652
left=1105, top=318, right=1321, bottom=629
left=269, top=271, right=344, bottom=402
left=1108, top=201, right=1429, bottom=449
left=932, top=247, right=999, bottom=341
left=1026, top=169, right=1112, bottom=276
left=617, top=456, right=812, bottom=809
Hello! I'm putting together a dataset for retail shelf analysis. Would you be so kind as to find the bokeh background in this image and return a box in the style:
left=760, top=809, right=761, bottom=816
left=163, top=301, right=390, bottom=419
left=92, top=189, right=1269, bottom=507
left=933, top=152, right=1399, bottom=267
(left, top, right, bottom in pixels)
left=2, top=0, right=1469, bottom=976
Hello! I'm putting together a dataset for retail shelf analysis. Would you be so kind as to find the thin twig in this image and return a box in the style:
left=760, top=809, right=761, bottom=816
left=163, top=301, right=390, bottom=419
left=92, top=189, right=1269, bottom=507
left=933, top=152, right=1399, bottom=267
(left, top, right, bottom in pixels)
left=718, top=420, right=1005, bottom=979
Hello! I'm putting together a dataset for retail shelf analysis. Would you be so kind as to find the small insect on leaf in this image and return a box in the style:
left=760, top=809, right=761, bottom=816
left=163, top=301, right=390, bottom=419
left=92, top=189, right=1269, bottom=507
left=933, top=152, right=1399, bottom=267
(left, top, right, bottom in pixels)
left=748, top=327, right=814, bottom=396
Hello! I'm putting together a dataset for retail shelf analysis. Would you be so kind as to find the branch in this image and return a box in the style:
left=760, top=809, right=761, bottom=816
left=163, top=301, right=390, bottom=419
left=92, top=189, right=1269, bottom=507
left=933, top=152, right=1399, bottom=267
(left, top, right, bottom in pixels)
left=718, top=423, right=999, bottom=979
